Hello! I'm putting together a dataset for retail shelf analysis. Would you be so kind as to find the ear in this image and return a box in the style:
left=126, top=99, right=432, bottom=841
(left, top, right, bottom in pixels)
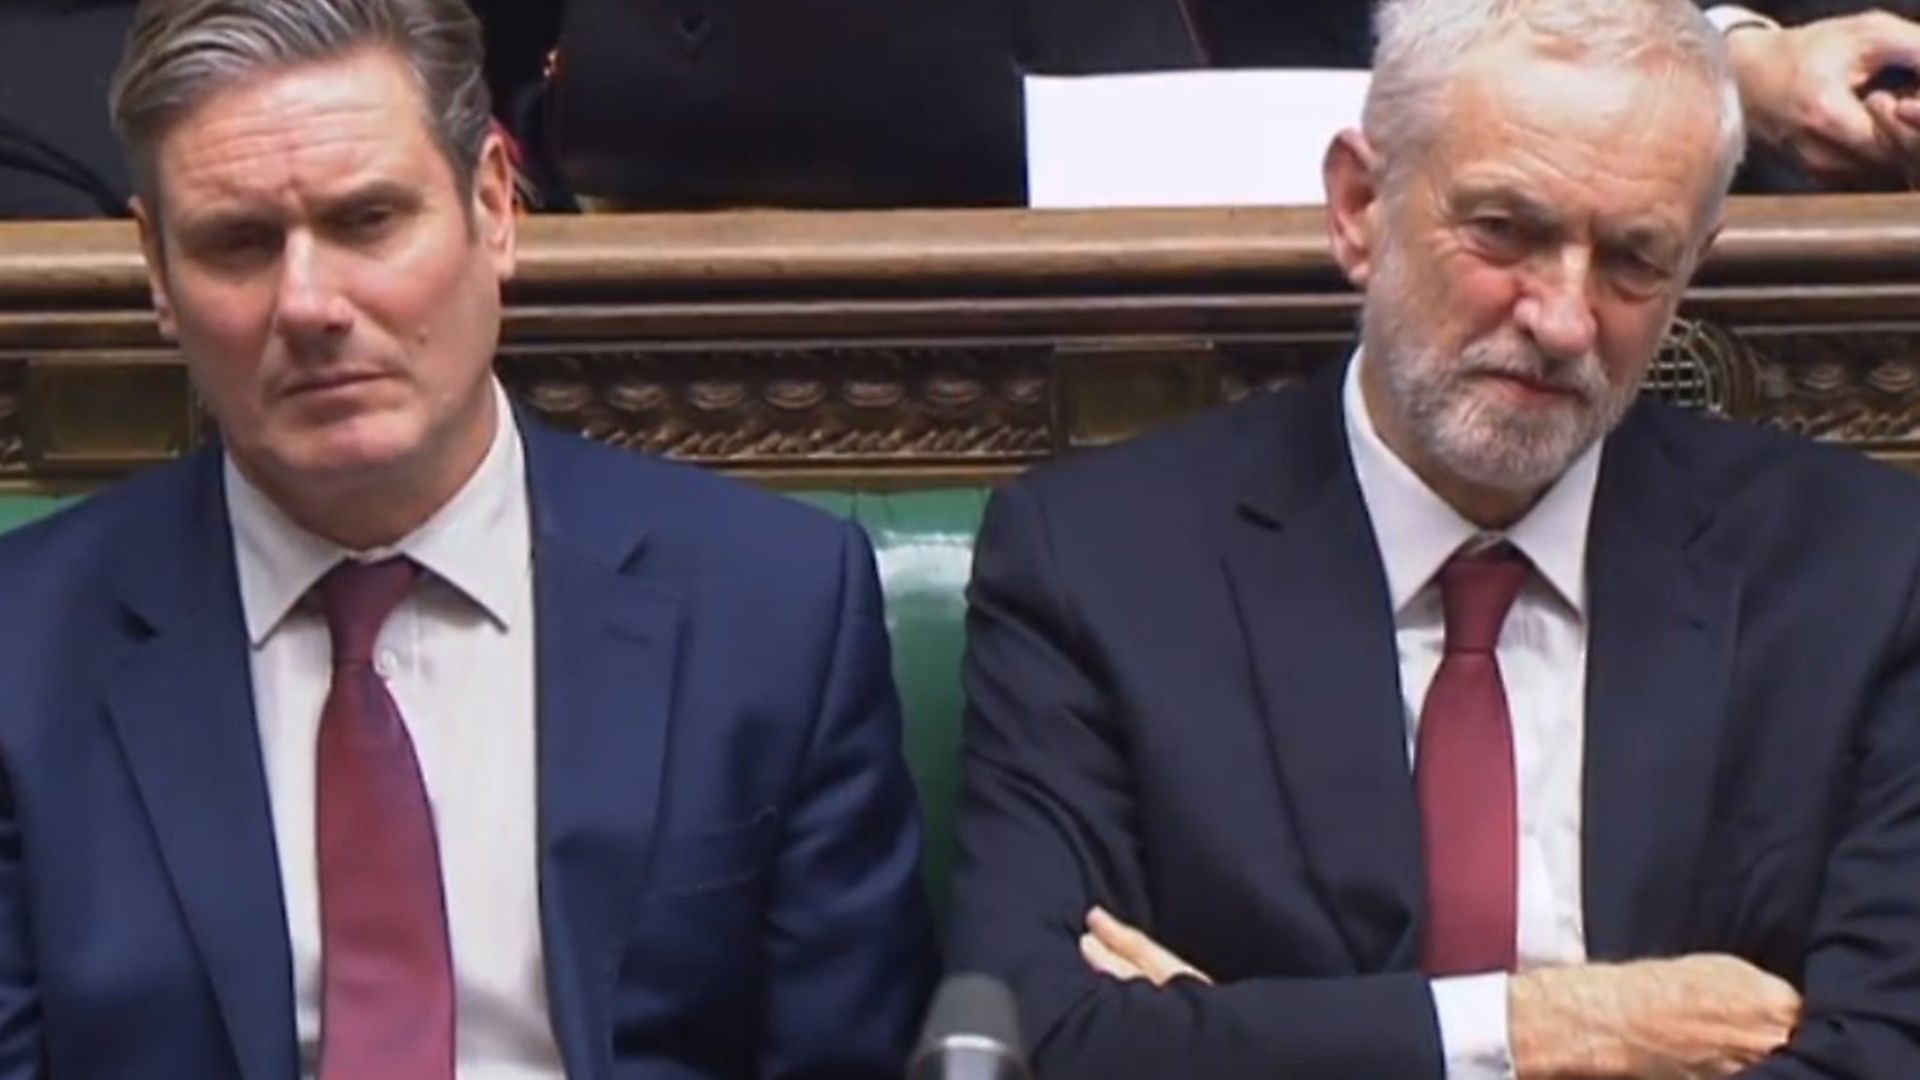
left=1323, top=128, right=1386, bottom=290
left=471, top=129, right=518, bottom=281
left=130, top=195, right=179, bottom=342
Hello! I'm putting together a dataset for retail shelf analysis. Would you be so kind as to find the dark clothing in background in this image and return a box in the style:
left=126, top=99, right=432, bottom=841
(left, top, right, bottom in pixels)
left=1739, top=0, right=1920, bottom=20
left=1, top=0, right=1912, bottom=218
left=1015, top=0, right=1370, bottom=72
left=471, top=0, right=1374, bottom=211
left=471, top=0, right=1025, bottom=209
left=0, top=1, right=136, bottom=219
left=1699, top=0, right=1920, bottom=191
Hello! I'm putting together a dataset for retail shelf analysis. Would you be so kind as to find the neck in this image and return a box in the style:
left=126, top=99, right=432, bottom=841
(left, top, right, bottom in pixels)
left=1421, top=473, right=1540, bottom=531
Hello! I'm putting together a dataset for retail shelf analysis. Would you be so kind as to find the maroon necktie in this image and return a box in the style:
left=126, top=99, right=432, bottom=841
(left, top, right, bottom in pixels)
left=314, top=558, right=455, bottom=1080
left=1416, top=544, right=1529, bottom=976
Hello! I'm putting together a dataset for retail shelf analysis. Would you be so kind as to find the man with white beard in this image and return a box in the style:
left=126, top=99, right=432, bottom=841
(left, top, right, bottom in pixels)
left=947, top=0, right=1920, bottom=1077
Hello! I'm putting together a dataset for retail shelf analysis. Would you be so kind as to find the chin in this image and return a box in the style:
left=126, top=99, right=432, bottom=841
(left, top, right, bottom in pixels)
left=270, top=413, right=427, bottom=484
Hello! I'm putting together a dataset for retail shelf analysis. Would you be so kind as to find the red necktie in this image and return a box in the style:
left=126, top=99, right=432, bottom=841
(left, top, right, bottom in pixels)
left=314, top=558, right=455, bottom=1080
left=1416, top=544, right=1529, bottom=976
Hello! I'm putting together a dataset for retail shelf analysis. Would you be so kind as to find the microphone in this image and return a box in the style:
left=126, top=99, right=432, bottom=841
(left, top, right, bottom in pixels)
left=906, top=973, right=1031, bottom=1080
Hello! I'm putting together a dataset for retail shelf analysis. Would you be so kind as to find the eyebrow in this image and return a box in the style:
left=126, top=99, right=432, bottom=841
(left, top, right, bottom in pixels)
left=1604, top=221, right=1685, bottom=257
left=172, top=203, right=280, bottom=245
left=1449, top=186, right=1561, bottom=231
left=172, top=179, right=422, bottom=239
left=317, top=180, right=421, bottom=216
left=1450, top=184, right=1684, bottom=256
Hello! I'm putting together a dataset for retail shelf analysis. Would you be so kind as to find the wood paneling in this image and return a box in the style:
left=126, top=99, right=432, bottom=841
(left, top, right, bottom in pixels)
left=4, top=196, right=1918, bottom=488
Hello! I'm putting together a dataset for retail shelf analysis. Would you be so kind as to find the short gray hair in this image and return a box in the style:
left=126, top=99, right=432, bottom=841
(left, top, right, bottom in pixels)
left=110, top=0, right=492, bottom=206
left=1364, top=0, right=1745, bottom=227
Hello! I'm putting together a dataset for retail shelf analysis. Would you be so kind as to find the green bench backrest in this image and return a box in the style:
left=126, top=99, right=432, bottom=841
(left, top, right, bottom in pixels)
left=795, top=490, right=985, bottom=925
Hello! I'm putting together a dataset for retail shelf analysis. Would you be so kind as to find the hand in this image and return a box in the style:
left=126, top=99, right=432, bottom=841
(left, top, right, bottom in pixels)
left=1078, top=906, right=1214, bottom=987
left=1510, top=953, right=1801, bottom=1080
left=1728, top=13, right=1920, bottom=189
left=1862, top=88, right=1920, bottom=187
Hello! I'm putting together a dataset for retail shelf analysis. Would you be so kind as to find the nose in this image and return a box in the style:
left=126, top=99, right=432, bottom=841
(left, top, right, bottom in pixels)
left=272, top=231, right=353, bottom=351
left=1513, top=248, right=1599, bottom=362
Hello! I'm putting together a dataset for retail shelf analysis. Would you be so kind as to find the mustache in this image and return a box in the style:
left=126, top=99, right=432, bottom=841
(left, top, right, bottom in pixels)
left=1455, top=337, right=1608, bottom=400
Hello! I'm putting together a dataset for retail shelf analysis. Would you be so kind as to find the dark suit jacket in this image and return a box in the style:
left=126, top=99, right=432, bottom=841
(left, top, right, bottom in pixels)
left=473, top=0, right=1025, bottom=209
left=471, top=0, right=1374, bottom=211
left=948, top=362, right=1920, bottom=1078
left=1015, top=0, right=1371, bottom=71
left=0, top=414, right=935, bottom=1078
left=0, top=1, right=135, bottom=219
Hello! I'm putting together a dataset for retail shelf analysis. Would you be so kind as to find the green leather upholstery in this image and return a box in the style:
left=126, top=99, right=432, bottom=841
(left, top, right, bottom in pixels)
left=0, top=487, right=986, bottom=921
left=0, top=496, right=76, bottom=533
left=797, top=490, right=986, bottom=924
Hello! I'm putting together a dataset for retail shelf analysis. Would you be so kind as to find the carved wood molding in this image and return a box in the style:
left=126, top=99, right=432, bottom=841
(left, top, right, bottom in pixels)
left=4, top=197, right=1920, bottom=487
left=500, top=344, right=1053, bottom=468
left=0, top=360, right=22, bottom=472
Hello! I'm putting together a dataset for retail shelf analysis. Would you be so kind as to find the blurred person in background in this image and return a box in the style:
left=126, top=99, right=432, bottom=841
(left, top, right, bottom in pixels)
left=0, top=0, right=136, bottom=217
left=467, top=0, right=1024, bottom=210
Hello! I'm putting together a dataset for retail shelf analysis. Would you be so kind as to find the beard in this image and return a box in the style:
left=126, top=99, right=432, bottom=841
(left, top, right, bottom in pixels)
left=1361, top=242, right=1642, bottom=494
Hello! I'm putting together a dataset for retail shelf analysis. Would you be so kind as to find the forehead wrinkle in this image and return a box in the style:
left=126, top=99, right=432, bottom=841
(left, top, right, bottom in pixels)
left=1431, top=65, right=1711, bottom=245
left=156, top=52, right=433, bottom=225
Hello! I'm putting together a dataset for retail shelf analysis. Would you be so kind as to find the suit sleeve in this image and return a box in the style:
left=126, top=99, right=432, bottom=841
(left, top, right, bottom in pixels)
left=757, top=520, right=937, bottom=1080
left=1737, top=560, right=1920, bottom=1079
left=947, top=480, right=1446, bottom=1080
left=0, top=755, right=43, bottom=1078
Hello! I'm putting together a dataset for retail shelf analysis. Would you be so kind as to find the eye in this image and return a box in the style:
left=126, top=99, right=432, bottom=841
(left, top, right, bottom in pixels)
left=341, top=203, right=396, bottom=235
left=1464, top=215, right=1527, bottom=259
left=194, top=224, right=280, bottom=268
left=1606, top=249, right=1672, bottom=297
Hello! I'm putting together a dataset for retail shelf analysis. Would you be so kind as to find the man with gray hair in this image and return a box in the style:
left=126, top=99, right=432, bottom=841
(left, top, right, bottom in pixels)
left=0, top=0, right=934, bottom=1077
left=948, top=0, right=1920, bottom=1076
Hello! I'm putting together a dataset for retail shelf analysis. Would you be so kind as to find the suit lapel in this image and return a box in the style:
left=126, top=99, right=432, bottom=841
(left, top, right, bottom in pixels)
left=102, top=451, right=297, bottom=1080
left=1220, top=371, right=1426, bottom=972
left=522, top=420, right=680, bottom=1080
left=1581, top=408, right=1737, bottom=960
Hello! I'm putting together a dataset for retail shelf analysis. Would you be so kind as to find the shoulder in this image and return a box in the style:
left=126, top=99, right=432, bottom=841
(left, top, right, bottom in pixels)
left=1640, top=402, right=1920, bottom=525
left=523, top=419, right=865, bottom=589
left=0, top=451, right=217, bottom=681
left=0, top=450, right=207, bottom=586
left=1019, top=386, right=1296, bottom=503
left=1630, top=404, right=1920, bottom=604
left=992, top=383, right=1311, bottom=550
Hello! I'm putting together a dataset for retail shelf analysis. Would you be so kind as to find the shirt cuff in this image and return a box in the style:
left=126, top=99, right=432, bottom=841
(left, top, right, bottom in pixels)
left=1704, top=5, right=1782, bottom=34
left=1431, top=973, right=1515, bottom=1080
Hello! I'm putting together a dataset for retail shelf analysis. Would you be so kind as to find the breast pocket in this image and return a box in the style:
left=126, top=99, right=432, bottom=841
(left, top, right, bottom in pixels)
left=642, top=806, right=781, bottom=898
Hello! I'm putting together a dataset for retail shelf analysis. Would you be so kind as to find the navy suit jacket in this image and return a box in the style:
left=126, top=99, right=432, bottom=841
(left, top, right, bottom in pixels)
left=0, top=414, right=935, bottom=1078
left=949, top=363, right=1920, bottom=1078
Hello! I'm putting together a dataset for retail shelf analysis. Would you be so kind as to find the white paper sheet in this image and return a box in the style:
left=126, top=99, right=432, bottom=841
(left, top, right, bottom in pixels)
left=1023, top=69, right=1371, bottom=209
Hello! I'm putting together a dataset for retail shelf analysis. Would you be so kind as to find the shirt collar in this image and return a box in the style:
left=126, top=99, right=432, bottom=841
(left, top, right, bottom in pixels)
left=227, top=381, right=530, bottom=646
left=1342, top=350, right=1600, bottom=617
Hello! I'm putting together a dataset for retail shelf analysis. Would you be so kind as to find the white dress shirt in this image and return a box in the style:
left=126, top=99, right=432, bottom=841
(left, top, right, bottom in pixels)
left=1343, top=355, right=1599, bottom=1080
left=226, top=381, right=565, bottom=1079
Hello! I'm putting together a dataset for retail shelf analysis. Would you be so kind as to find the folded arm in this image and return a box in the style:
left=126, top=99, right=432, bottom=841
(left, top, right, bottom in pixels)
left=951, top=479, right=1813, bottom=1080
left=948, top=480, right=1449, bottom=1079
left=1733, top=560, right=1920, bottom=1078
